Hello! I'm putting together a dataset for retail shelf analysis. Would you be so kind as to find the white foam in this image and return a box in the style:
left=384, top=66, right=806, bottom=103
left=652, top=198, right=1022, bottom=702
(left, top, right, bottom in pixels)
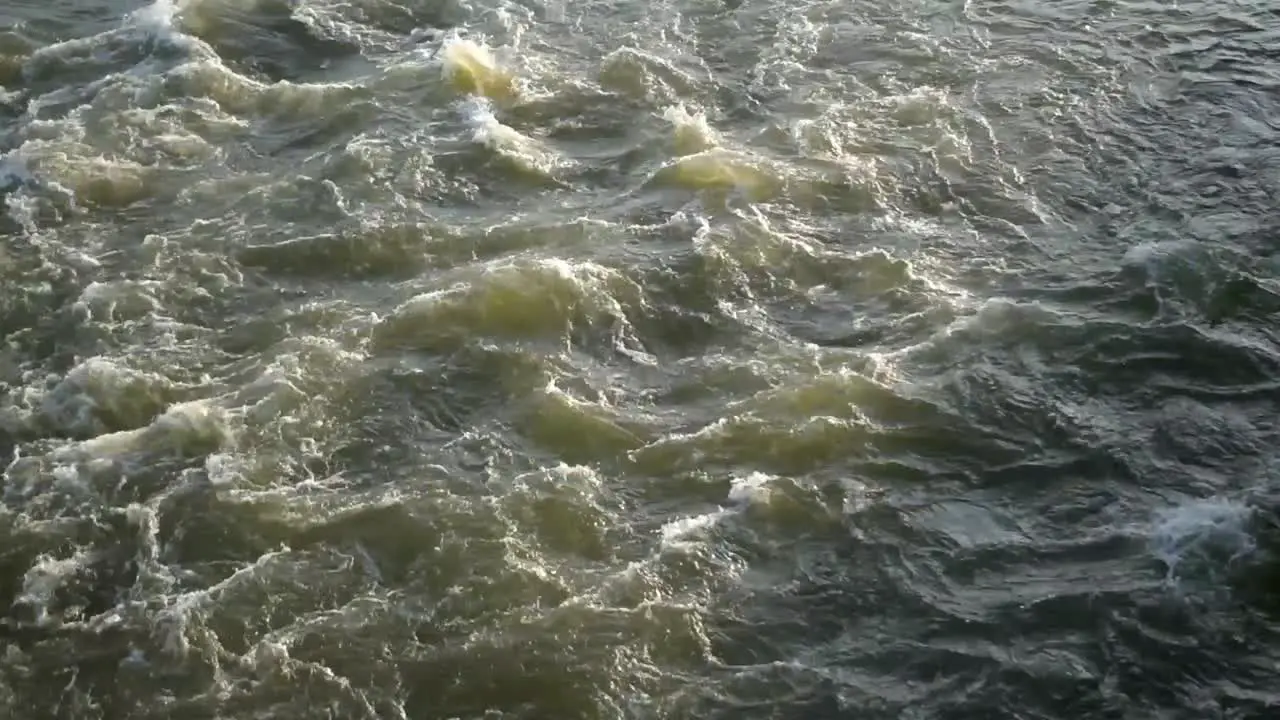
left=0, top=153, right=40, bottom=232
left=659, top=509, right=730, bottom=548
left=728, top=472, right=774, bottom=505
left=15, top=550, right=93, bottom=626
left=662, top=472, right=787, bottom=547
left=0, top=153, right=32, bottom=187
left=1121, top=238, right=1194, bottom=269
left=39, top=357, right=169, bottom=435
left=663, top=103, right=719, bottom=155
left=457, top=96, right=561, bottom=175
left=72, top=280, right=164, bottom=322
left=1150, top=497, right=1255, bottom=584
left=126, top=0, right=179, bottom=36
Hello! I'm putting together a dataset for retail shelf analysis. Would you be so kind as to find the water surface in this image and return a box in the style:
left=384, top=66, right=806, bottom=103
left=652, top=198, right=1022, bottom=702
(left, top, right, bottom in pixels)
left=1, top=0, right=1279, bottom=717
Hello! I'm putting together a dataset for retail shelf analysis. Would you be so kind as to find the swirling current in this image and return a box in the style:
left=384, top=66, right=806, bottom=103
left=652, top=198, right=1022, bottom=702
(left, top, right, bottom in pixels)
left=1, top=0, right=1279, bottom=717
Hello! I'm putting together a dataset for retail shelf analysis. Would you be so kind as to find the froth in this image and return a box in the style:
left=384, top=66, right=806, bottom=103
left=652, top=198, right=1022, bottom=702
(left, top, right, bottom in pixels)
left=1150, top=497, right=1256, bottom=585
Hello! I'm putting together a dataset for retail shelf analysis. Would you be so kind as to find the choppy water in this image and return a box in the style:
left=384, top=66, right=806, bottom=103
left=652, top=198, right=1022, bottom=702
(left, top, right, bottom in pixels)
left=2, top=0, right=1279, bottom=717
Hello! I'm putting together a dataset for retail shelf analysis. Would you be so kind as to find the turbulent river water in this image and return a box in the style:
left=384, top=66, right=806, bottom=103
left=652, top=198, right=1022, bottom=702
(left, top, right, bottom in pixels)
left=2, top=0, right=1279, bottom=717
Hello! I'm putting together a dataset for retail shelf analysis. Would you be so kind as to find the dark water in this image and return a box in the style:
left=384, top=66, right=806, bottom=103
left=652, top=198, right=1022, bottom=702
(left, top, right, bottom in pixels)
left=1, top=0, right=1279, bottom=717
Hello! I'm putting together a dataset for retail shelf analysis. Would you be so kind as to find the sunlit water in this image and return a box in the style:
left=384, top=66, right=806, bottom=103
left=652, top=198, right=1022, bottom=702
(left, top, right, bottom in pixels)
left=1, top=0, right=1279, bottom=717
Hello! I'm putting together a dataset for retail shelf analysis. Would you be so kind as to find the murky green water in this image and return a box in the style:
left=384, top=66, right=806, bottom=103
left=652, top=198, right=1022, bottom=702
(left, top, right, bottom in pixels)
left=2, top=0, right=1279, bottom=717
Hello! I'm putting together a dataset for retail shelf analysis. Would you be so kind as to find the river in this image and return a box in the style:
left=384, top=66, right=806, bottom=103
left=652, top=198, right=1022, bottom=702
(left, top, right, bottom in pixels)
left=1, top=0, right=1278, bottom=717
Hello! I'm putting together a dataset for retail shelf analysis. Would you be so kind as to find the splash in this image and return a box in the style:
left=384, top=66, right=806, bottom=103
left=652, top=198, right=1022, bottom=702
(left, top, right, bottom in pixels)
left=1150, top=497, right=1256, bottom=585
left=440, top=35, right=518, bottom=101
left=663, top=103, right=719, bottom=156
left=459, top=96, right=562, bottom=179
left=126, top=0, right=180, bottom=36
